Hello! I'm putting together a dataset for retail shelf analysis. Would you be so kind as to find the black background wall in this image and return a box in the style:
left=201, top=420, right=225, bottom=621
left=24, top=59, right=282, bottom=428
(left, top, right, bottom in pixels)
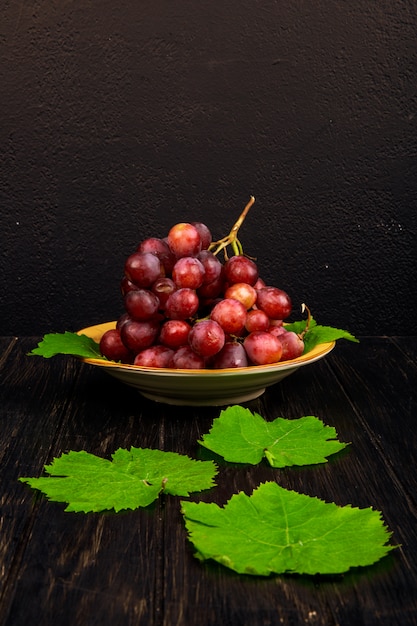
left=1, top=1, right=416, bottom=337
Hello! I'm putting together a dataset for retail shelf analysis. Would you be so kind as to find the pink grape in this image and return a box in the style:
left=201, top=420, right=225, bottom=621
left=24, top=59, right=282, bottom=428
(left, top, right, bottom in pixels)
left=211, top=342, right=248, bottom=369
left=133, top=345, right=174, bottom=368
left=172, top=257, right=205, bottom=289
left=99, top=329, right=132, bottom=363
left=210, top=298, right=247, bottom=335
left=243, top=331, right=283, bottom=365
left=164, top=288, right=199, bottom=320
left=224, top=255, right=259, bottom=286
left=125, top=252, right=164, bottom=288
left=256, top=287, right=292, bottom=320
left=159, top=319, right=192, bottom=348
left=124, top=289, right=160, bottom=321
left=224, top=282, right=257, bottom=309
left=188, top=319, right=225, bottom=357
left=277, top=330, right=305, bottom=361
left=171, top=345, right=206, bottom=369
left=120, top=319, right=159, bottom=353
left=167, top=223, right=202, bottom=258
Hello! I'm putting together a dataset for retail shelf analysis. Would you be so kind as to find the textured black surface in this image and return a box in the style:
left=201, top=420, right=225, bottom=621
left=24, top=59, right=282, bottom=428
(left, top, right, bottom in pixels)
left=1, top=1, right=416, bottom=335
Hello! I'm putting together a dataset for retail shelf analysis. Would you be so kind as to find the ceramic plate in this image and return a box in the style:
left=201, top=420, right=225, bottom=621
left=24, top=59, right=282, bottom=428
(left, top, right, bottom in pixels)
left=78, top=322, right=335, bottom=406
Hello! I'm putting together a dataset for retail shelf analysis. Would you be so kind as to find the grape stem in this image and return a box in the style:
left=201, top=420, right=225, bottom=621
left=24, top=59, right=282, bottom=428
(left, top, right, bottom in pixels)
left=300, top=303, right=312, bottom=338
left=209, top=196, right=255, bottom=260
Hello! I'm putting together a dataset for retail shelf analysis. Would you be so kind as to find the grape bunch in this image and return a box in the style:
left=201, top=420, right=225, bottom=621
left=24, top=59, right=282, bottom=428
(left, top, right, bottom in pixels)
left=99, top=198, right=305, bottom=369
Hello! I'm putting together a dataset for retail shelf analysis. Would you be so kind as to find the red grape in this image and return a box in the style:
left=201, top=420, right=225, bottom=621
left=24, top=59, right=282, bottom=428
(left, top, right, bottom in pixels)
left=243, top=331, right=283, bottom=365
left=211, top=341, right=248, bottom=369
left=99, top=328, right=132, bottom=363
left=164, top=288, right=199, bottom=320
left=224, top=282, right=257, bottom=309
left=277, top=330, right=304, bottom=361
left=256, top=287, right=292, bottom=320
left=124, top=289, right=160, bottom=321
left=172, top=257, right=205, bottom=289
left=224, top=256, right=259, bottom=286
left=167, top=223, right=202, bottom=258
left=191, top=222, right=212, bottom=249
left=210, top=298, right=247, bottom=335
left=151, top=277, right=177, bottom=309
left=120, top=319, right=159, bottom=353
left=188, top=319, right=225, bottom=357
left=120, top=276, right=139, bottom=296
left=197, top=274, right=225, bottom=300
left=133, top=345, right=174, bottom=368
left=125, top=252, right=164, bottom=288
left=245, top=309, right=270, bottom=333
left=159, top=319, right=192, bottom=348
left=197, top=250, right=223, bottom=284
left=171, top=345, right=206, bottom=369
left=137, top=237, right=176, bottom=274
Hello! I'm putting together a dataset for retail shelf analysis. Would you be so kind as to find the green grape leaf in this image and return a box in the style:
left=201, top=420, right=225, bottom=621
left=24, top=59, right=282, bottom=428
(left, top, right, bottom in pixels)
left=20, top=448, right=218, bottom=513
left=284, top=317, right=317, bottom=335
left=199, top=406, right=347, bottom=467
left=181, top=482, right=395, bottom=576
left=284, top=316, right=358, bottom=354
left=303, top=325, right=359, bottom=354
left=28, top=332, right=104, bottom=359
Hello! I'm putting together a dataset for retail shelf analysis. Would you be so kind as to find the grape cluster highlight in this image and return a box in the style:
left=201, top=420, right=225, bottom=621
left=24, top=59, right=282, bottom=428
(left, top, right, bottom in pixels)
left=99, top=206, right=305, bottom=369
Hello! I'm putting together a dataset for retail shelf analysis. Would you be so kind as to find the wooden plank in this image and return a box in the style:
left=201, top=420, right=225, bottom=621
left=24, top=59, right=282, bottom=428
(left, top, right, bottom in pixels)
left=0, top=341, right=164, bottom=625
left=1, top=338, right=416, bottom=625
left=160, top=340, right=417, bottom=626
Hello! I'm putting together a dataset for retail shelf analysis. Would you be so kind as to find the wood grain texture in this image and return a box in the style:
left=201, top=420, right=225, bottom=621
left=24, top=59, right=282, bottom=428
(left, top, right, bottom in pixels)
left=1, top=337, right=416, bottom=625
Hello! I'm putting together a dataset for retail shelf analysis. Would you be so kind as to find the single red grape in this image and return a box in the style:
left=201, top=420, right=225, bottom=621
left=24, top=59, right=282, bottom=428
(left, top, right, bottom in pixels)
left=224, top=282, right=257, bottom=309
left=159, top=319, right=192, bottom=348
left=124, top=252, right=164, bottom=288
left=224, top=255, right=259, bottom=286
left=277, top=330, right=305, bottom=361
left=120, top=319, right=159, bottom=353
left=245, top=309, right=270, bottom=333
left=124, top=289, right=160, bottom=321
left=188, top=319, right=225, bottom=357
left=137, top=237, right=176, bottom=274
left=171, top=345, right=206, bottom=369
left=197, top=250, right=223, bottom=284
left=211, top=341, right=248, bottom=369
left=256, top=287, right=292, bottom=320
left=164, top=288, right=199, bottom=320
left=243, top=331, right=283, bottom=365
left=99, top=328, right=132, bottom=363
left=210, top=298, right=247, bottom=335
left=151, top=277, right=177, bottom=309
left=167, top=223, right=202, bottom=258
left=133, top=345, right=175, bottom=368
left=191, top=221, right=212, bottom=249
left=172, top=256, right=205, bottom=289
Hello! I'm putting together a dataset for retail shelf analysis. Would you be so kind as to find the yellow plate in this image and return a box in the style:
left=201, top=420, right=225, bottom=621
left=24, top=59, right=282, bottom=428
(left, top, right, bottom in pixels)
left=78, top=322, right=335, bottom=406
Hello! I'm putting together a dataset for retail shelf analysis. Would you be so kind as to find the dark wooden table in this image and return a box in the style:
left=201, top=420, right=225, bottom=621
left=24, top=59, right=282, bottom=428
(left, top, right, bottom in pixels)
left=1, top=336, right=416, bottom=625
